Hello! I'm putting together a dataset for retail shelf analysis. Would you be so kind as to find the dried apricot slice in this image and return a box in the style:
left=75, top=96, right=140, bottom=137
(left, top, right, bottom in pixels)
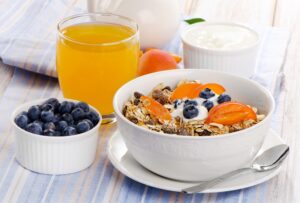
left=170, top=83, right=202, bottom=101
left=197, top=83, right=226, bottom=95
left=141, top=96, right=172, bottom=120
left=205, top=102, right=257, bottom=125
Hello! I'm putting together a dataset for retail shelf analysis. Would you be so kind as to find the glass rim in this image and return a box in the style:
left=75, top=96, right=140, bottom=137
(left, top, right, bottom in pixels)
left=57, top=12, right=139, bottom=47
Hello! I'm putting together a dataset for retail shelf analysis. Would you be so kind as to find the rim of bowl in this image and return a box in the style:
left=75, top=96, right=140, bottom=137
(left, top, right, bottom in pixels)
left=11, top=98, right=102, bottom=141
left=113, top=69, right=275, bottom=140
left=181, top=22, right=260, bottom=53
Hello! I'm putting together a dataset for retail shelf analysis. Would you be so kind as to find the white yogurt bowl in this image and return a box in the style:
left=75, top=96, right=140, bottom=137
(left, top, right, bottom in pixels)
left=12, top=98, right=102, bottom=175
left=113, top=69, right=274, bottom=181
left=181, top=22, right=260, bottom=78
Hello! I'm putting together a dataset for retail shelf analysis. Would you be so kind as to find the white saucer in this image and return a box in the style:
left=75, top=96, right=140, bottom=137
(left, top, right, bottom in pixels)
left=107, top=130, right=284, bottom=193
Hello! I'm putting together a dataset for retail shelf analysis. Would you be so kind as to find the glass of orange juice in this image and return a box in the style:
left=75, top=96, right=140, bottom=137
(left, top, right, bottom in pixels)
left=56, top=13, right=139, bottom=123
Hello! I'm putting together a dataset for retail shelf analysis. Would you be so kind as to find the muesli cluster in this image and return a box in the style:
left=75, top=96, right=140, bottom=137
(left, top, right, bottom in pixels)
left=122, top=80, right=265, bottom=136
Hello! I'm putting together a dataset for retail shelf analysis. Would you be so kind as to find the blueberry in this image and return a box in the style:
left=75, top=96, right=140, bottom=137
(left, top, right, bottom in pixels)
left=183, top=105, right=199, bottom=119
left=26, top=123, right=43, bottom=135
left=55, top=103, right=61, bottom=113
left=76, top=121, right=91, bottom=133
left=27, top=105, right=41, bottom=120
left=203, top=100, right=214, bottom=111
left=43, top=129, right=56, bottom=136
left=71, top=108, right=85, bottom=121
left=86, top=111, right=100, bottom=125
left=75, top=102, right=89, bottom=112
left=33, top=120, right=43, bottom=127
left=69, top=124, right=77, bottom=129
left=62, top=126, right=77, bottom=136
left=200, top=88, right=215, bottom=99
left=41, top=111, right=54, bottom=122
left=15, top=114, right=29, bottom=129
left=56, top=120, right=68, bottom=131
left=81, top=119, right=94, bottom=128
left=217, top=94, right=231, bottom=104
left=32, top=120, right=43, bottom=130
left=173, top=100, right=182, bottom=109
left=43, top=98, right=60, bottom=112
left=43, top=122, right=56, bottom=130
left=59, top=101, right=73, bottom=114
left=62, top=113, right=74, bottom=125
left=53, top=114, right=62, bottom=124
left=184, top=100, right=198, bottom=108
left=41, top=103, right=54, bottom=111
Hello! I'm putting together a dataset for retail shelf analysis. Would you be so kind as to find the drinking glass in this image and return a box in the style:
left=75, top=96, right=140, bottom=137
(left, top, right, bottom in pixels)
left=56, top=13, right=140, bottom=123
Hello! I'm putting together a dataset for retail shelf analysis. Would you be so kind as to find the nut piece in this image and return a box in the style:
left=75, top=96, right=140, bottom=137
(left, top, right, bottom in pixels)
left=133, top=99, right=140, bottom=106
left=151, top=89, right=171, bottom=105
left=134, top=92, right=143, bottom=99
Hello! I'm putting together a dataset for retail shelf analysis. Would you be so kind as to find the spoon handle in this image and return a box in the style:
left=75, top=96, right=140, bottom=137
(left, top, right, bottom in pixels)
left=182, top=168, right=251, bottom=194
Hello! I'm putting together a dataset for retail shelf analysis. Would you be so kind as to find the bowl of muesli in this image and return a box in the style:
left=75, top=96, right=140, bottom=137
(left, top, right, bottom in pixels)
left=113, top=69, right=275, bottom=181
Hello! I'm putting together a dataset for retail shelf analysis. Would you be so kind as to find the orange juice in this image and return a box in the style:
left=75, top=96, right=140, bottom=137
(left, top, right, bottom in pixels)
left=56, top=22, right=139, bottom=115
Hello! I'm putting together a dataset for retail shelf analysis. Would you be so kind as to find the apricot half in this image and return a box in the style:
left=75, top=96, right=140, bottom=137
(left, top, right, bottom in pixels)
left=205, top=102, right=257, bottom=125
left=138, top=49, right=178, bottom=76
left=171, top=83, right=202, bottom=101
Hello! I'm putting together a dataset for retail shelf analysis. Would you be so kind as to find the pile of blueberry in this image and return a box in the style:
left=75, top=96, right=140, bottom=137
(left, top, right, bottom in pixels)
left=200, top=88, right=231, bottom=111
left=175, top=88, right=232, bottom=119
left=14, top=98, right=100, bottom=136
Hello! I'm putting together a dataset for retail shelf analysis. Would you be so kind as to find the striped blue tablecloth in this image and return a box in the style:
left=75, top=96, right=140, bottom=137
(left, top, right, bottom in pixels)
left=0, top=0, right=290, bottom=202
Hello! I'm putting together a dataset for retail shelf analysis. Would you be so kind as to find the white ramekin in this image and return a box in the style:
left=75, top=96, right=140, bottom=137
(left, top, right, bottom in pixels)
left=113, top=69, right=275, bottom=181
left=181, top=22, right=260, bottom=78
left=11, top=98, right=102, bottom=175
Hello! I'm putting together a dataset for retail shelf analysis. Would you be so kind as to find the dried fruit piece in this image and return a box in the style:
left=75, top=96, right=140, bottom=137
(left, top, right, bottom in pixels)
left=205, top=102, right=257, bottom=125
left=194, top=83, right=226, bottom=95
left=170, top=83, right=202, bottom=101
left=140, top=96, right=171, bottom=120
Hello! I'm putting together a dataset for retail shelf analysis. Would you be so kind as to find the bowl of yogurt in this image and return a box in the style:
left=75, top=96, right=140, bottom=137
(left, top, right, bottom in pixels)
left=181, top=22, right=260, bottom=78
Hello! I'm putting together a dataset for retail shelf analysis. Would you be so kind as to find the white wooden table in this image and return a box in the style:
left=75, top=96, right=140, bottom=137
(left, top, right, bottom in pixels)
left=0, top=0, right=299, bottom=202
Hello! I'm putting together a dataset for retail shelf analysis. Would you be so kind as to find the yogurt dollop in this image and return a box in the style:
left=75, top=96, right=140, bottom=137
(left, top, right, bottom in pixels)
left=184, top=24, right=258, bottom=50
left=171, top=99, right=208, bottom=122
left=170, top=91, right=223, bottom=121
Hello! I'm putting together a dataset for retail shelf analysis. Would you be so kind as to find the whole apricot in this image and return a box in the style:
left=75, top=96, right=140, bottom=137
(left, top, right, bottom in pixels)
left=138, top=49, right=178, bottom=76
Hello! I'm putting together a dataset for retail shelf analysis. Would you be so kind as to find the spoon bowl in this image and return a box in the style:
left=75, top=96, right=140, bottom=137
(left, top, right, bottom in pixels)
left=252, top=144, right=289, bottom=171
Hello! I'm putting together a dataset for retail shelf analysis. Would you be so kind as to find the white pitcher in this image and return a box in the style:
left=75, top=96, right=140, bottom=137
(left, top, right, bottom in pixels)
left=87, top=0, right=181, bottom=48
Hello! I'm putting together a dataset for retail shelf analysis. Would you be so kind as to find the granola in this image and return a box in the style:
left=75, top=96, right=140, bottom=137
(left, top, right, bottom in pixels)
left=123, top=81, right=265, bottom=136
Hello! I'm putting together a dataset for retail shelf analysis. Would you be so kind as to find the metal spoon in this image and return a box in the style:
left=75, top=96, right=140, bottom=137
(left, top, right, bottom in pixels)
left=183, top=144, right=289, bottom=194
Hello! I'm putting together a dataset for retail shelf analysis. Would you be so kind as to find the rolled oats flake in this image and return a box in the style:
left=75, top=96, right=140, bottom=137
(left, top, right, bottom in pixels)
left=257, top=114, right=266, bottom=121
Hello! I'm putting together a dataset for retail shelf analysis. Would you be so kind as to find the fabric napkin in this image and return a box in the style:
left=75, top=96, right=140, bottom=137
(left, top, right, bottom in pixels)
left=0, top=0, right=85, bottom=77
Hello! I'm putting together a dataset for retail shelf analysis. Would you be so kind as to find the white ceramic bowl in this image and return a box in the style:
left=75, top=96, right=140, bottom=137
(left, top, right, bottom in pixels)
left=181, top=22, right=260, bottom=78
left=113, top=69, right=275, bottom=181
left=12, top=98, right=102, bottom=175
